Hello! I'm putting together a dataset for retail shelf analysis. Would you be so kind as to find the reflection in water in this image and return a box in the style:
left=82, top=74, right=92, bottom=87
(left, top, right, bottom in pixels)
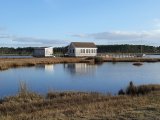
left=64, top=63, right=97, bottom=75
left=36, top=64, right=54, bottom=72
left=1, top=62, right=160, bottom=97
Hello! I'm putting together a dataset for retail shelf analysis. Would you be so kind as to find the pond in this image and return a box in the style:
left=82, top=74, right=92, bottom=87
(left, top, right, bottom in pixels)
left=0, top=62, right=160, bottom=97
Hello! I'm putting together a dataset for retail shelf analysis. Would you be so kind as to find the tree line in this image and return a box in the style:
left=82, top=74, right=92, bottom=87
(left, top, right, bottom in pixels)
left=97, top=45, right=160, bottom=53
left=0, top=45, right=160, bottom=55
left=0, top=47, right=34, bottom=55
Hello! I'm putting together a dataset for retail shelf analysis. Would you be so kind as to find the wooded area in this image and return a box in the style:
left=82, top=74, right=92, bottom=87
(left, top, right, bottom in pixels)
left=97, top=45, right=160, bottom=53
left=0, top=47, right=34, bottom=55
left=0, top=45, right=160, bottom=55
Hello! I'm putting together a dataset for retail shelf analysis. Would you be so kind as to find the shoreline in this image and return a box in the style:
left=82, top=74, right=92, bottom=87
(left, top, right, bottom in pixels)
left=0, top=85, right=160, bottom=120
left=103, top=57, right=160, bottom=62
left=1, top=57, right=160, bottom=70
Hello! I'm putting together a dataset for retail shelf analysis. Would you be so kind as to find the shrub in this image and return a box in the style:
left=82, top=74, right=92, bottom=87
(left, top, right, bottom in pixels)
left=118, top=89, right=125, bottom=95
left=94, top=57, right=103, bottom=63
left=119, top=81, right=160, bottom=96
left=126, top=81, right=137, bottom=96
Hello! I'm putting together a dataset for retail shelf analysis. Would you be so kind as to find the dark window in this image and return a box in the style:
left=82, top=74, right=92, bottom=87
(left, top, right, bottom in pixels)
left=91, top=49, right=94, bottom=53
left=83, top=49, right=85, bottom=53
left=81, top=49, right=83, bottom=53
left=86, top=49, right=88, bottom=53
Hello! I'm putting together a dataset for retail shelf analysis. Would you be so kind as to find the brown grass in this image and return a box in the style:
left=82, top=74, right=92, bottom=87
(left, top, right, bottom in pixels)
left=0, top=84, right=160, bottom=120
left=0, top=57, right=83, bottom=70
left=1, top=57, right=160, bottom=71
left=103, top=57, right=160, bottom=62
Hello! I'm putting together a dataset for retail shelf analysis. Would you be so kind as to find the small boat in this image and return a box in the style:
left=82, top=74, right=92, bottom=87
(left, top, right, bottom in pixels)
left=133, top=62, right=143, bottom=66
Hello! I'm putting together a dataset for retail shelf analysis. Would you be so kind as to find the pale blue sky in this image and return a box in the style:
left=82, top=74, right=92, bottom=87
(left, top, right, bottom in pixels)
left=0, top=0, right=160, bottom=47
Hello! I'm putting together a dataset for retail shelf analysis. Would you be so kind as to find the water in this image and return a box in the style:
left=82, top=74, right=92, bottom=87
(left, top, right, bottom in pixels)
left=0, top=56, right=33, bottom=58
left=145, top=54, right=160, bottom=58
left=0, top=62, right=160, bottom=97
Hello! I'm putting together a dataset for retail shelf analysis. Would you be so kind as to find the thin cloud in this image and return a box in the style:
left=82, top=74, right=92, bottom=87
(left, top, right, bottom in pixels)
left=0, top=34, right=12, bottom=39
left=72, top=30, right=160, bottom=41
left=0, top=28, right=69, bottom=45
left=12, top=36, right=69, bottom=45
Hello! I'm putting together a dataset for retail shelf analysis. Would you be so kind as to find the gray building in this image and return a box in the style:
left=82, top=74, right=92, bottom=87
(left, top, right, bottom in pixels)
left=33, top=47, right=53, bottom=57
left=67, top=42, right=97, bottom=57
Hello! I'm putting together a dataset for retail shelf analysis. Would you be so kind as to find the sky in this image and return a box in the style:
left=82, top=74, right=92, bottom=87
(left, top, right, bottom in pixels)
left=0, top=0, right=160, bottom=47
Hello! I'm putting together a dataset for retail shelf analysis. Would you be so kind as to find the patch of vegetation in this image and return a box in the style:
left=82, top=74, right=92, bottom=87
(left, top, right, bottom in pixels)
left=0, top=47, right=33, bottom=55
left=85, top=57, right=103, bottom=62
left=0, top=58, right=82, bottom=70
left=94, top=57, right=103, bottom=63
left=119, top=81, right=160, bottom=96
left=97, top=44, right=160, bottom=53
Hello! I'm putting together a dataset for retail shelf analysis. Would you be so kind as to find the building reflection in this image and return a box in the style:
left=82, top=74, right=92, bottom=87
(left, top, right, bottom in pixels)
left=64, top=63, right=97, bottom=75
left=36, top=64, right=54, bottom=72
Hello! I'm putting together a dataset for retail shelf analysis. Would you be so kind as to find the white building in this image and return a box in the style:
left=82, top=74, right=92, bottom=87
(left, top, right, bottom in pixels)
left=67, top=42, right=97, bottom=57
left=33, top=47, right=53, bottom=57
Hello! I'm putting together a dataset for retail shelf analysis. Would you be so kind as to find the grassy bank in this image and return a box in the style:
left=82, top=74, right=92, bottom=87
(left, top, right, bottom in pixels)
left=0, top=57, right=83, bottom=70
left=0, top=83, right=160, bottom=120
left=103, top=57, right=160, bottom=62
left=0, top=57, right=160, bottom=71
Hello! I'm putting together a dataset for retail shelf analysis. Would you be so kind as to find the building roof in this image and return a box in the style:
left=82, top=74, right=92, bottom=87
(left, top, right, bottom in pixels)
left=71, top=42, right=97, bottom=48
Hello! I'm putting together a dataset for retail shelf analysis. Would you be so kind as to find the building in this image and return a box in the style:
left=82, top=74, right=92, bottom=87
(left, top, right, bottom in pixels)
left=67, top=42, right=97, bottom=57
left=33, top=47, right=53, bottom=57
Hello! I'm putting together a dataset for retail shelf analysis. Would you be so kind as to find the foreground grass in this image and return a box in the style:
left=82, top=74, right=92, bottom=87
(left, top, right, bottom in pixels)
left=0, top=85, right=160, bottom=120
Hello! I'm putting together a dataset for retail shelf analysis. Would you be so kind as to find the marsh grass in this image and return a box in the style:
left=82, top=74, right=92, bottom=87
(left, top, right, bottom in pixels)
left=0, top=58, right=83, bottom=70
left=0, top=82, right=160, bottom=119
left=19, top=81, right=28, bottom=95
left=1, top=57, right=160, bottom=71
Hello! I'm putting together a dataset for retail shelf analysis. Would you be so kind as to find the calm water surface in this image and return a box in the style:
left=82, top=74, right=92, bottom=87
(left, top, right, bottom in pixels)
left=0, top=56, right=33, bottom=58
left=0, top=62, right=160, bottom=97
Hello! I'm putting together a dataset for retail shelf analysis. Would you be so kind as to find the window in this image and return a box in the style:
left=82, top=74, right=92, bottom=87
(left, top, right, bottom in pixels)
left=81, top=49, right=83, bottom=53
left=88, top=49, right=90, bottom=53
left=83, top=49, right=85, bottom=53
left=91, top=49, right=93, bottom=53
left=86, top=49, right=88, bottom=53
left=73, top=49, right=74, bottom=53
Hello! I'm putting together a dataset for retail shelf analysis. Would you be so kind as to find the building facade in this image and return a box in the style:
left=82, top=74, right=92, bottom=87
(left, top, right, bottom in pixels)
left=33, top=47, right=53, bottom=57
left=67, top=42, right=97, bottom=57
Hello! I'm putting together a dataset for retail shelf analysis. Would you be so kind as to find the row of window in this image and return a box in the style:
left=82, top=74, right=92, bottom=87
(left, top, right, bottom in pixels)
left=80, top=49, right=96, bottom=54
left=69, top=49, right=96, bottom=54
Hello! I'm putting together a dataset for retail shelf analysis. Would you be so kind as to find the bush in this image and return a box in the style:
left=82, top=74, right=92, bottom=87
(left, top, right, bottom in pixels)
left=94, top=57, right=103, bottom=63
left=118, top=89, right=125, bottom=95
left=126, top=81, right=137, bottom=96
left=118, top=81, right=160, bottom=96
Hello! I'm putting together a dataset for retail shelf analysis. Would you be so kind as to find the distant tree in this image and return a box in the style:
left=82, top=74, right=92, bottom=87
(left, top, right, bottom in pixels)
left=97, top=44, right=159, bottom=53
